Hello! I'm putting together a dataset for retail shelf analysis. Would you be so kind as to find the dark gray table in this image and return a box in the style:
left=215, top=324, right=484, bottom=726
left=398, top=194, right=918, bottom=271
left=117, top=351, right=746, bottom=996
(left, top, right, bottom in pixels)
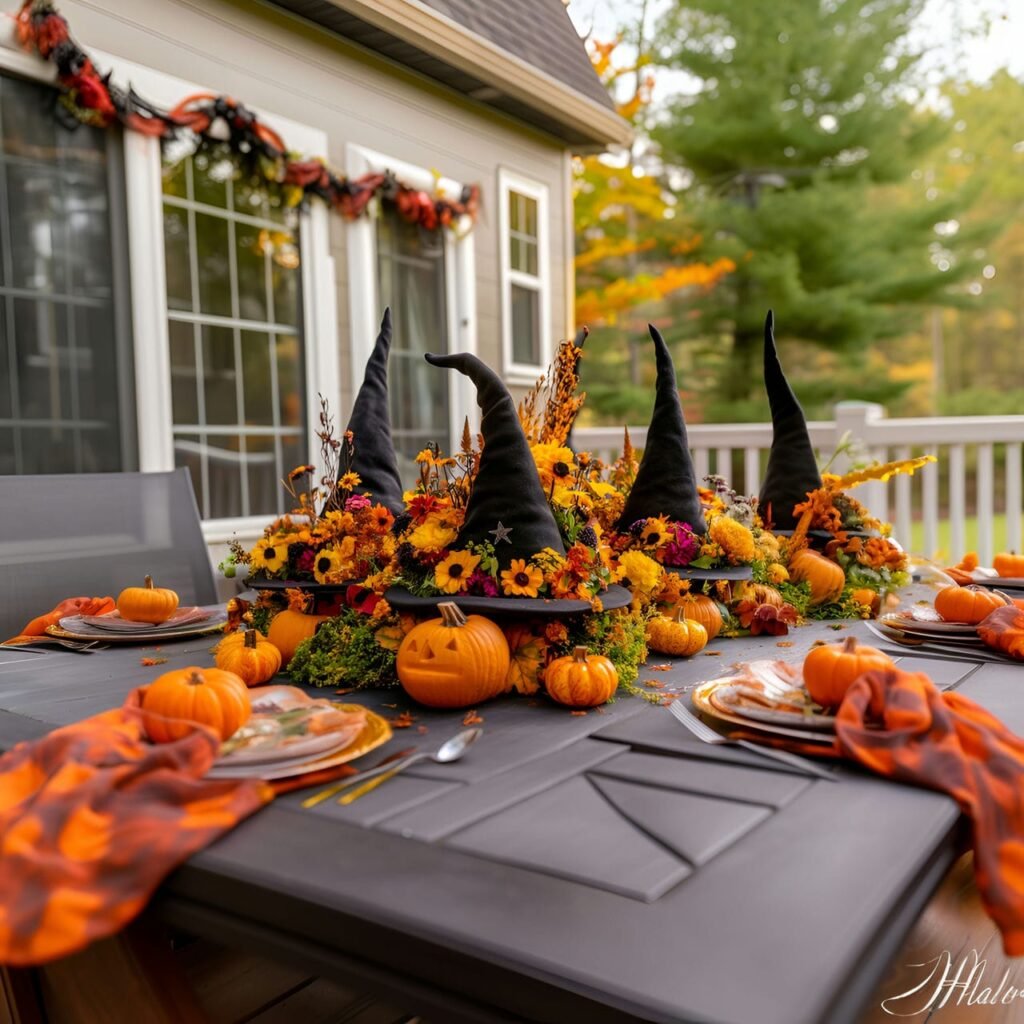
left=0, top=619, right=1014, bottom=1024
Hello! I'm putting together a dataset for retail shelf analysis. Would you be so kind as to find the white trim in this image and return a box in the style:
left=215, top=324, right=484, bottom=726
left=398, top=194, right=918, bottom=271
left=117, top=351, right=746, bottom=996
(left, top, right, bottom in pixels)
left=498, top=168, right=551, bottom=384
left=345, top=143, right=477, bottom=441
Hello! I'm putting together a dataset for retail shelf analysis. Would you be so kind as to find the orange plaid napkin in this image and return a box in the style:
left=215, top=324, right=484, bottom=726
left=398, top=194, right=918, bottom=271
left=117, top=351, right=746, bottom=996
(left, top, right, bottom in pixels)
left=0, top=689, right=273, bottom=966
left=741, top=666, right=1024, bottom=955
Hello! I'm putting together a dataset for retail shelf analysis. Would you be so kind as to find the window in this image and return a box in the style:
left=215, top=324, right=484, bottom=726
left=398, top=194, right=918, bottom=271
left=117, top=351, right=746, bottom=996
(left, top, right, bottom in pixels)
left=377, top=207, right=450, bottom=481
left=161, top=151, right=306, bottom=519
left=0, top=71, right=134, bottom=475
left=499, top=170, right=549, bottom=377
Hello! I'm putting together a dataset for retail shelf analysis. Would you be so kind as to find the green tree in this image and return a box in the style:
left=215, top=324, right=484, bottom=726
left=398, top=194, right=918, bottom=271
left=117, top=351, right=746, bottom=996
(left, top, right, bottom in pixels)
left=653, top=0, right=991, bottom=409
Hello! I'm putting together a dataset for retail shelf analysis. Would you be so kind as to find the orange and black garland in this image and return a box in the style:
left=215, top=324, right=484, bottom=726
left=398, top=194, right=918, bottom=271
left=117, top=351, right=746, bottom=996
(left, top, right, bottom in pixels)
left=14, top=0, right=480, bottom=231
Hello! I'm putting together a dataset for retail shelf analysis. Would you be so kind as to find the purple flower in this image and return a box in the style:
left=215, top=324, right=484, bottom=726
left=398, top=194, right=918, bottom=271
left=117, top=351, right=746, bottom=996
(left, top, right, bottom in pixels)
left=295, top=546, right=316, bottom=573
left=628, top=518, right=648, bottom=539
left=661, top=523, right=701, bottom=567
left=345, top=494, right=372, bottom=511
left=466, top=569, right=498, bottom=597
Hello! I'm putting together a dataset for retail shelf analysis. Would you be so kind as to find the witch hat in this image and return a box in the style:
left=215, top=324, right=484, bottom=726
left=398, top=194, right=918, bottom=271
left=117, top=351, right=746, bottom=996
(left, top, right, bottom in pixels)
left=425, top=352, right=566, bottom=567
left=344, top=308, right=404, bottom=515
left=759, top=310, right=822, bottom=532
left=616, top=325, right=706, bottom=535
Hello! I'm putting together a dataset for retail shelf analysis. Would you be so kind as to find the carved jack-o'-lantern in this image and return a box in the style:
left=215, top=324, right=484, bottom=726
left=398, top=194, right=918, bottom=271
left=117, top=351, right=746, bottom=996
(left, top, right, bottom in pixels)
left=396, top=602, right=510, bottom=708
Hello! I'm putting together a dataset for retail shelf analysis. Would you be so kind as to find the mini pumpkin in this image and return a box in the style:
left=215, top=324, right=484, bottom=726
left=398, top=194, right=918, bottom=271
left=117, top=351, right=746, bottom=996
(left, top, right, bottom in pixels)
left=802, top=636, right=894, bottom=708
left=117, top=575, right=179, bottom=624
left=142, top=666, right=251, bottom=743
left=733, top=582, right=785, bottom=609
left=544, top=646, right=619, bottom=707
left=267, top=609, right=331, bottom=665
left=646, top=607, right=709, bottom=657
left=850, top=588, right=881, bottom=617
left=933, top=584, right=1007, bottom=625
left=978, top=604, right=1024, bottom=660
left=215, top=628, right=281, bottom=686
left=396, top=603, right=510, bottom=708
left=994, top=552, right=1024, bottom=579
left=788, top=549, right=845, bottom=606
left=675, top=593, right=723, bottom=641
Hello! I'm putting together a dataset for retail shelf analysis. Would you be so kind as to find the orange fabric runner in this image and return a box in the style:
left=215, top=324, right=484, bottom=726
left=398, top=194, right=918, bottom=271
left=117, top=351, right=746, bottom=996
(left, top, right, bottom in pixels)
left=0, top=689, right=273, bottom=966
left=735, top=666, right=1024, bottom=956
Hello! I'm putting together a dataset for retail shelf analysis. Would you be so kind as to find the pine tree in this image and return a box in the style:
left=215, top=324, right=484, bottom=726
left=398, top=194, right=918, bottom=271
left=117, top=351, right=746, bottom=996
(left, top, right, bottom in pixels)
left=653, top=0, right=989, bottom=408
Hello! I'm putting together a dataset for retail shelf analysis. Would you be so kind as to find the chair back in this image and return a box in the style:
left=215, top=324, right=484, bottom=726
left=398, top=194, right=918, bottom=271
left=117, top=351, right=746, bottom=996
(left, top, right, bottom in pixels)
left=0, top=469, right=217, bottom=639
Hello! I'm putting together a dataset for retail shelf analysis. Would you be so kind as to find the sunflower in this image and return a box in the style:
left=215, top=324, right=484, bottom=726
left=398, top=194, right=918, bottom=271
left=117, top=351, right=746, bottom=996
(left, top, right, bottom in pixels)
left=313, top=547, right=344, bottom=584
left=434, top=550, right=481, bottom=594
left=369, top=504, right=394, bottom=532
left=616, top=550, right=664, bottom=595
left=531, top=443, right=577, bottom=490
left=639, top=516, right=671, bottom=549
left=250, top=540, right=287, bottom=574
left=339, top=471, right=362, bottom=491
left=500, top=559, right=543, bottom=598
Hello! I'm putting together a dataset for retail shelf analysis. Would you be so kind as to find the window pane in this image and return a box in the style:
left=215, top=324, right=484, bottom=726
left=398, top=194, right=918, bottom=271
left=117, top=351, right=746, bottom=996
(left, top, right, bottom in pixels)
left=508, top=191, right=521, bottom=233
left=164, top=150, right=306, bottom=519
left=523, top=194, right=537, bottom=236
left=512, top=237, right=538, bottom=276
left=377, top=208, right=449, bottom=482
left=11, top=298, right=72, bottom=421
left=511, top=283, right=541, bottom=366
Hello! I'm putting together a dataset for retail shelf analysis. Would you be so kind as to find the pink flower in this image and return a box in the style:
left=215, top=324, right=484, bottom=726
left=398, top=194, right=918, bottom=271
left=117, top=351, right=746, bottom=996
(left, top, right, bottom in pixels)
left=345, top=494, right=372, bottom=511
left=661, top=523, right=701, bottom=567
left=295, top=546, right=315, bottom=573
left=466, top=569, right=498, bottom=597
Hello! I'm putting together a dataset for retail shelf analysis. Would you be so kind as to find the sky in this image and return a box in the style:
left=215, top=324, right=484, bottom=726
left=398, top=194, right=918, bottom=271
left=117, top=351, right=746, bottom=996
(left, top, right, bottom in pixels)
left=566, top=0, right=1024, bottom=100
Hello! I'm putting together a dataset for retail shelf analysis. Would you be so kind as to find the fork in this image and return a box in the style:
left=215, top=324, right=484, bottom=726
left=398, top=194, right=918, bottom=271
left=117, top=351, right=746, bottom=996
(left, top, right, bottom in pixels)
left=0, top=638, right=107, bottom=654
left=668, top=699, right=837, bottom=782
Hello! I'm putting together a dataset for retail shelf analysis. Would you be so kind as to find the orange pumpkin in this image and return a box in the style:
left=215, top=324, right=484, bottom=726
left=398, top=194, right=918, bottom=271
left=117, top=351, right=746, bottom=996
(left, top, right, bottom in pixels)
left=142, top=666, right=251, bottom=743
left=675, top=593, right=722, bottom=641
left=788, top=549, right=845, bottom=606
left=545, top=647, right=619, bottom=707
left=733, top=582, right=785, bottom=609
left=396, top=603, right=510, bottom=708
left=978, top=604, right=1024, bottom=660
left=116, top=575, right=179, bottom=624
left=267, top=609, right=331, bottom=665
left=933, top=584, right=1007, bottom=625
left=850, top=588, right=881, bottom=616
left=646, top=608, right=709, bottom=657
left=802, top=636, right=894, bottom=708
left=215, top=628, right=281, bottom=686
left=994, top=552, right=1024, bottom=578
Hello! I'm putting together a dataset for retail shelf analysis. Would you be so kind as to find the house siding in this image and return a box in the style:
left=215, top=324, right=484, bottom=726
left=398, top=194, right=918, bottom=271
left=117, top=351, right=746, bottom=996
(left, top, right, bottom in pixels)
left=57, top=0, right=576, bottom=412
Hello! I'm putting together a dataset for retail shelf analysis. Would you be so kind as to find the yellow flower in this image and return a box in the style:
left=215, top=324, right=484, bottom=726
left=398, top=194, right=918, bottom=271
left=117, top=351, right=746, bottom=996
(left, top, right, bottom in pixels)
left=250, top=540, right=287, bottom=574
left=531, top=443, right=576, bottom=489
left=408, top=518, right=459, bottom=552
left=640, top=516, right=671, bottom=549
left=767, top=563, right=789, bottom=584
left=434, top=550, right=481, bottom=594
left=500, top=559, right=543, bottom=598
left=313, top=547, right=344, bottom=584
left=415, top=449, right=436, bottom=465
left=709, top=516, right=757, bottom=564
left=616, top=551, right=664, bottom=595
left=339, top=471, right=362, bottom=490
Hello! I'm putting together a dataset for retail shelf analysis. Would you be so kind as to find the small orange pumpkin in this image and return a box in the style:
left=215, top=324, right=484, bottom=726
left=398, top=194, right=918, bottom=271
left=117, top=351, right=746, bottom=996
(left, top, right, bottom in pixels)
left=646, top=607, right=709, bottom=657
left=215, top=628, right=282, bottom=686
left=142, top=666, right=251, bottom=743
left=850, top=588, right=881, bottom=617
left=267, top=609, right=331, bottom=665
left=117, top=575, right=179, bottom=624
left=802, top=636, right=894, bottom=708
left=788, top=549, right=845, bottom=606
left=544, top=646, right=619, bottom=707
left=675, top=593, right=723, bottom=641
left=994, top=552, right=1024, bottom=579
left=396, top=602, right=510, bottom=708
left=933, top=584, right=1007, bottom=625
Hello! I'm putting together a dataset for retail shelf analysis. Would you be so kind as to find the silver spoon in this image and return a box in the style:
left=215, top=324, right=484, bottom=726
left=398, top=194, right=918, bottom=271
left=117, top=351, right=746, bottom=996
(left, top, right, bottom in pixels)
left=336, top=727, right=483, bottom=806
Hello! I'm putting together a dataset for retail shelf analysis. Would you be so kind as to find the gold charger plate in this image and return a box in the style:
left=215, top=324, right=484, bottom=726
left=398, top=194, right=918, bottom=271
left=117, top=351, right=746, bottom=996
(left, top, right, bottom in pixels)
left=206, top=704, right=393, bottom=781
left=47, top=617, right=227, bottom=644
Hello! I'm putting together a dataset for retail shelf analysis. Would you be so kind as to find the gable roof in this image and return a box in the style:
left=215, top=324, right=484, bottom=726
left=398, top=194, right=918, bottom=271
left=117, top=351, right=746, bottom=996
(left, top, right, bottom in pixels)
left=267, top=0, right=630, bottom=149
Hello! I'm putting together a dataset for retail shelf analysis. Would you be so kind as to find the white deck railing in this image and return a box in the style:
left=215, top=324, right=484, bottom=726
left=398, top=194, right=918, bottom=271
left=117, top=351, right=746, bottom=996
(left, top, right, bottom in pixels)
left=574, top=402, right=1024, bottom=564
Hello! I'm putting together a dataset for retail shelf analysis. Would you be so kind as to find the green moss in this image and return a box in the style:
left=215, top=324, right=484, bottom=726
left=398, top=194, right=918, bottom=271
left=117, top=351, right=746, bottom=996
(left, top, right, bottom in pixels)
left=289, top=609, right=400, bottom=689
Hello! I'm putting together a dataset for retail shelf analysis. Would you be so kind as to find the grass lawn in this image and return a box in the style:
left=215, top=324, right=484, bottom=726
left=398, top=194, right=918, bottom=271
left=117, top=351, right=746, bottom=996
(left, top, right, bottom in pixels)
left=908, top=514, right=1022, bottom=561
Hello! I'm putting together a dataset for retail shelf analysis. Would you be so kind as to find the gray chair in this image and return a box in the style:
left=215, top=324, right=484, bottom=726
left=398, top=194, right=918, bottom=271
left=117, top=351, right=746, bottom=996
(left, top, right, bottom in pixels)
left=0, top=468, right=217, bottom=639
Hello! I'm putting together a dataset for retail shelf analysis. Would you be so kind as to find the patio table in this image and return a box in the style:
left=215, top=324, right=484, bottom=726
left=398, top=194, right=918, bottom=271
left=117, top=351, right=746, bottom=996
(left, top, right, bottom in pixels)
left=0, top=618, right=1016, bottom=1024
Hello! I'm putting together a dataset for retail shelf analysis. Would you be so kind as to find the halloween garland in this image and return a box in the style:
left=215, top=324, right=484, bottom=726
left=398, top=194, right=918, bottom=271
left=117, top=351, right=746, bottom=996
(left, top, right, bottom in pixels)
left=14, top=0, right=480, bottom=231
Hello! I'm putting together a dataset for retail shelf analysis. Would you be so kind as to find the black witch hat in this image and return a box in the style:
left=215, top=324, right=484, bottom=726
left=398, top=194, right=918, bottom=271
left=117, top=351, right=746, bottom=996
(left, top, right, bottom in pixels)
left=758, top=310, right=822, bottom=533
left=385, top=351, right=630, bottom=615
left=616, top=325, right=706, bottom=535
left=345, top=308, right=404, bottom=515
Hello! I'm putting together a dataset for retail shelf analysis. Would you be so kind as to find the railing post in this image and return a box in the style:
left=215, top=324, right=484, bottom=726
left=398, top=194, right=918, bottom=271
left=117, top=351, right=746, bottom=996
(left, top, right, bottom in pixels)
left=831, top=402, right=887, bottom=521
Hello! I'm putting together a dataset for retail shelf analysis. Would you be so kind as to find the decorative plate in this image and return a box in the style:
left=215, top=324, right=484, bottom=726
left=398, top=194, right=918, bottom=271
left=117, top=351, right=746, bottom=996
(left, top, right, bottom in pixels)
left=49, top=609, right=228, bottom=644
left=878, top=613, right=981, bottom=639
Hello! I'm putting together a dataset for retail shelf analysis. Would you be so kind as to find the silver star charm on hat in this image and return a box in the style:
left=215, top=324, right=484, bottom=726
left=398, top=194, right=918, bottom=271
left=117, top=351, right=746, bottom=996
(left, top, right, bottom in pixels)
left=489, top=521, right=513, bottom=544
